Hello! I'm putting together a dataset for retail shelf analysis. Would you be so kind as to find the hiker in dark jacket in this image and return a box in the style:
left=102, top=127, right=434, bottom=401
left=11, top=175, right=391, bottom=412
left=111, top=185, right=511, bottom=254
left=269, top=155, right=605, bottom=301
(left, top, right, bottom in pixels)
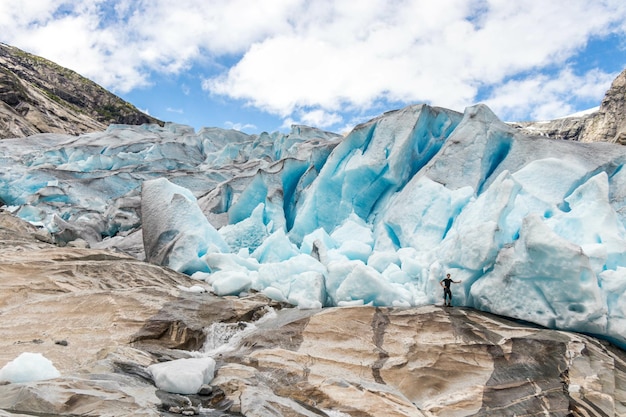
left=440, top=273, right=461, bottom=307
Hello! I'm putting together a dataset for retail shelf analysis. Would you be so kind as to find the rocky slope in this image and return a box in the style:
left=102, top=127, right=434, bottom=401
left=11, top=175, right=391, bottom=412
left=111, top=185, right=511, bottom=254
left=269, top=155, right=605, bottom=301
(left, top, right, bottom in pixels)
left=0, top=211, right=624, bottom=416
left=0, top=43, right=162, bottom=139
left=512, top=68, right=626, bottom=144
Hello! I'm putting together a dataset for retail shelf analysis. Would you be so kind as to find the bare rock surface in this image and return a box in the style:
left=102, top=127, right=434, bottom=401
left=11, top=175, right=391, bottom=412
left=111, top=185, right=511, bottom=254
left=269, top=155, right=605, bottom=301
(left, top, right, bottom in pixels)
left=0, top=211, right=279, bottom=416
left=587, top=68, right=626, bottom=144
left=0, top=211, right=625, bottom=416
left=213, top=306, right=626, bottom=417
left=513, top=68, right=626, bottom=144
left=0, top=43, right=162, bottom=139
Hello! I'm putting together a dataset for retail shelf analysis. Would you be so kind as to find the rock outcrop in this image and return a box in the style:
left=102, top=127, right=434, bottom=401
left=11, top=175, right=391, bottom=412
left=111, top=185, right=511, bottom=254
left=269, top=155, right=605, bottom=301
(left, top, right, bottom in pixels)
left=0, top=211, right=281, bottom=416
left=0, top=211, right=624, bottom=416
left=0, top=43, right=162, bottom=139
left=585, top=68, right=626, bottom=144
left=513, top=68, right=626, bottom=144
left=215, top=306, right=626, bottom=417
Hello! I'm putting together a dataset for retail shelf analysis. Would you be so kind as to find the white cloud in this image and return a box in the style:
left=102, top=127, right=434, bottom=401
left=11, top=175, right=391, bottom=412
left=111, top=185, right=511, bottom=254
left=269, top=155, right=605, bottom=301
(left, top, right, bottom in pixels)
left=483, top=68, right=617, bottom=121
left=203, top=0, right=626, bottom=122
left=166, top=107, right=184, bottom=114
left=1, top=0, right=301, bottom=92
left=2, top=0, right=626, bottom=125
left=298, top=109, right=343, bottom=128
left=280, top=117, right=297, bottom=131
left=1, top=2, right=151, bottom=92
left=224, top=121, right=257, bottom=131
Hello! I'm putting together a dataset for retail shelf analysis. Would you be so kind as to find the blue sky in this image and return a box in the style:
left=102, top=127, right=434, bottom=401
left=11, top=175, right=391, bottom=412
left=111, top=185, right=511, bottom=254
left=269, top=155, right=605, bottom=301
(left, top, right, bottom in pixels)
left=1, top=0, right=625, bottom=134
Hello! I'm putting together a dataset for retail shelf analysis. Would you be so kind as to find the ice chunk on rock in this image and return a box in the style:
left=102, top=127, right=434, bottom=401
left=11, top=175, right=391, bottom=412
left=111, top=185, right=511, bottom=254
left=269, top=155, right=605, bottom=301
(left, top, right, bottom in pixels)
left=0, top=352, right=60, bottom=383
left=253, top=254, right=326, bottom=307
left=209, top=270, right=252, bottom=296
left=148, top=357, right=216, bottom=395
left=335, top=262, right=412, bottom=306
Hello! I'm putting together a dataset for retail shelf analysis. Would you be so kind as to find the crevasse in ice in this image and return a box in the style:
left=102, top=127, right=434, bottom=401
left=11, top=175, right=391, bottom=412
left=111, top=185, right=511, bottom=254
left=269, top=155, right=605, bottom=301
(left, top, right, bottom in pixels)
left=2, top=104, right=626, bottom=349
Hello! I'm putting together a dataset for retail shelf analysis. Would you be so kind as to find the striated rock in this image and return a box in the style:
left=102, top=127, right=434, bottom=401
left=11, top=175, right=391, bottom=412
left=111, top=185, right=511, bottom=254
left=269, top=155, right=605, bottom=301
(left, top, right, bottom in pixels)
left=0, top=43, right=162, bottom=139
left=584, top=68, right=626, bottom=144
left=513, top=68, right=626, bottom=144
left=0, top=211, right=624, bottom=416
left=0, top=212, right=282, bottom=416
left=213, top=306, right=626, bottom=417
left=510, top=114, right=590, bottom=141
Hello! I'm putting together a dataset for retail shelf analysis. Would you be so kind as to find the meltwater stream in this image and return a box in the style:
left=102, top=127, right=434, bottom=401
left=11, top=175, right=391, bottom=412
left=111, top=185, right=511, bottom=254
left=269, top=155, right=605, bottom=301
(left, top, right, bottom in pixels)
left=200, top=306, right=278, bottom=356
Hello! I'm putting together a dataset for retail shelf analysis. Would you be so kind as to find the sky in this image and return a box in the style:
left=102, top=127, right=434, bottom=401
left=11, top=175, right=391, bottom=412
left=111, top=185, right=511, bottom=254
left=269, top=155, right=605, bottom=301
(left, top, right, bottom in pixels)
left=1, top=0, right=625, bottom=135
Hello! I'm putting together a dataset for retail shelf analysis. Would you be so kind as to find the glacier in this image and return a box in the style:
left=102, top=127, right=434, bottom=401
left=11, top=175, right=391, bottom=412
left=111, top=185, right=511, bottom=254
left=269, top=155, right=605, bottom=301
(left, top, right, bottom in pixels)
left=1, top=103, right=626, bottom=350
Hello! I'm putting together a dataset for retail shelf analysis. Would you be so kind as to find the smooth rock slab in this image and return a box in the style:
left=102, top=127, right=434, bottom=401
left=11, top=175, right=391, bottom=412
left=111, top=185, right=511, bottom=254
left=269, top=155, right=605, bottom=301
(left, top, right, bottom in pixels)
left=212, top=305, right=626, bottom=417
left=1, top=212, right=625, bottom=416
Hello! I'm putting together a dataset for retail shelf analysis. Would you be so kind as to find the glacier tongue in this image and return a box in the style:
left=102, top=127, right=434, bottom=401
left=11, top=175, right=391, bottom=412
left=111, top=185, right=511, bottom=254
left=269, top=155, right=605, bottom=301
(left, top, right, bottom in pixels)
left=2, top=104, right=626, bottom=349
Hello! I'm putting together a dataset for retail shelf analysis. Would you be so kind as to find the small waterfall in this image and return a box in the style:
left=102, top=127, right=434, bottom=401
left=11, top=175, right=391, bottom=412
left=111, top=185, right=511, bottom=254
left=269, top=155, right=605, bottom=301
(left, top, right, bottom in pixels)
left=201, top=306, right=277, bottom=356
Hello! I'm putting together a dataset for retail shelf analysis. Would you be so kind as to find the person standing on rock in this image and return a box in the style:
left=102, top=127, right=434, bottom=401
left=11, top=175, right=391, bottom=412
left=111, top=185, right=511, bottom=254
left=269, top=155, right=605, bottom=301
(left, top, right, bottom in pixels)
left=440, top=273, right=461, bottom=307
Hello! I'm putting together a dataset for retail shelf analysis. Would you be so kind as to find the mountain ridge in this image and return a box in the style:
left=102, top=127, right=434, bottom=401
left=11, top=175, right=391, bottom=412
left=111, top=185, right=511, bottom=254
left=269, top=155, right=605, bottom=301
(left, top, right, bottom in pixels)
left=0, top=43, right=162, bottom=139
left=511, top=68, right=626, bottom=144
left=1, top=42, right=625, bottom=144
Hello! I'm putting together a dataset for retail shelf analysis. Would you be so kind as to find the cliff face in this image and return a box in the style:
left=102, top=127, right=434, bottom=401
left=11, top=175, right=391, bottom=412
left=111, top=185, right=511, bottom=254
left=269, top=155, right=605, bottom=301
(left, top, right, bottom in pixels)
left=584, top=68, right=626, bottom=144
left=0, top=43, right=162, bottom=139
left=513, top=68, right=626, bottom=144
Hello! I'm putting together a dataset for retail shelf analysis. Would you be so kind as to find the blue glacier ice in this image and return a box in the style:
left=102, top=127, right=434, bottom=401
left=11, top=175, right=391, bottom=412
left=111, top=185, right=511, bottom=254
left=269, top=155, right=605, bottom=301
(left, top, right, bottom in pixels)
left=141, top=177, right=230, bottom=274
left=2, top=103, right=626, bottom=350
